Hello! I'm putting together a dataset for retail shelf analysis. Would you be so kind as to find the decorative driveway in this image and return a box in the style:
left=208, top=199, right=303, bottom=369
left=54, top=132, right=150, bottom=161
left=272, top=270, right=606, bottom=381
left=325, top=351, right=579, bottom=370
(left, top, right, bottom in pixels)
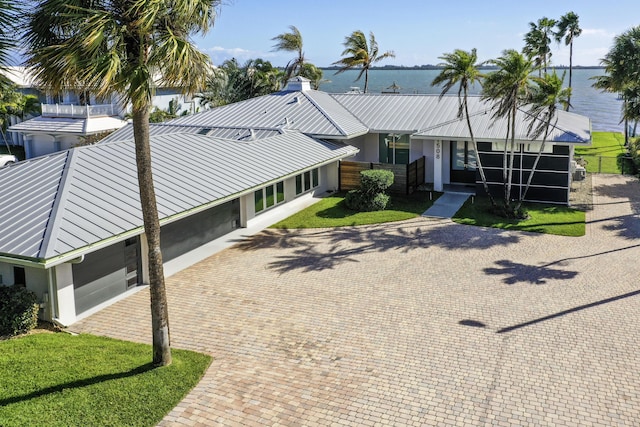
left=71, top=175, right=640, bottom=426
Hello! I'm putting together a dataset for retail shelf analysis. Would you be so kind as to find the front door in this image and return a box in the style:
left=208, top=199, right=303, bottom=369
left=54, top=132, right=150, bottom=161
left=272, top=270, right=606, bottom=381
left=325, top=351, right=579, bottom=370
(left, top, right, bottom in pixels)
left=450, top=141, right=476, bottom=184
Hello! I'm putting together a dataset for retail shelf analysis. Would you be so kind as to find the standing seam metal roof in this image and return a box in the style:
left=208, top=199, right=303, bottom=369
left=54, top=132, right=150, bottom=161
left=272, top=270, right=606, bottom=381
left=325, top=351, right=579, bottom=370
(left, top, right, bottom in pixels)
left=0, top=131, right=358, bottom=262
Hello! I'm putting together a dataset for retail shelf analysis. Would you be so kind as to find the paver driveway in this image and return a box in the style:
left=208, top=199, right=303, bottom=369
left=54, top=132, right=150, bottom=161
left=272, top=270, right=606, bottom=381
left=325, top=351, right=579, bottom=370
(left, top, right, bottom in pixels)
left=72, top=175, right=640, bottom=426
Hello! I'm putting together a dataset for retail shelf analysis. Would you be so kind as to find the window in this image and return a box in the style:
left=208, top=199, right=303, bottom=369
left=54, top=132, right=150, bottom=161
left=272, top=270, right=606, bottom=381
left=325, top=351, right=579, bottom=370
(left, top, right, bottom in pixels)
left=13, top=266, right=26, bottom=286
left=379, top=134, right=410, bottom=164
left=254, top=181, right=285, bottom=214
left=295, top=168, right=320, bottom=196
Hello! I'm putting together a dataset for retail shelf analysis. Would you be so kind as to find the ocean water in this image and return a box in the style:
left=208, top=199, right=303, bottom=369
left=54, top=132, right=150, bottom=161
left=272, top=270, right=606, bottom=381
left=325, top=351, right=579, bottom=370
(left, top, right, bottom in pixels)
left=318, top=68, right=622, bottom=132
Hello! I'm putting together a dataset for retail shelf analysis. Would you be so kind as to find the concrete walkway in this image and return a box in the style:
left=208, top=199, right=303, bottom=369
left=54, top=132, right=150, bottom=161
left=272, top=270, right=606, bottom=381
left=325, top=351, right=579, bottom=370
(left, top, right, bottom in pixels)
left=71, top=175, right=640, bottom=426
left=422, top=192, right=470, bottom=218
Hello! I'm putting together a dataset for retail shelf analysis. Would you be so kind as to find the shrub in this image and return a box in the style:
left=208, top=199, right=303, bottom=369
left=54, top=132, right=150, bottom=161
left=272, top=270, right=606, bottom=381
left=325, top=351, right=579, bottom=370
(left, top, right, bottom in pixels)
left=0, top=285, right=39, bottom=337
left=360, top=169, right=394, bottom=195
left=344, top=171, right=393, bottom=212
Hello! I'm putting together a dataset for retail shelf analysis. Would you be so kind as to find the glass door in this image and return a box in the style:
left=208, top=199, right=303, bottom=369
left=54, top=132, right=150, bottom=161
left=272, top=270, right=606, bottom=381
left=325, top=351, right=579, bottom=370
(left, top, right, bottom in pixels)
left=450, top=141, right=477, bottom=184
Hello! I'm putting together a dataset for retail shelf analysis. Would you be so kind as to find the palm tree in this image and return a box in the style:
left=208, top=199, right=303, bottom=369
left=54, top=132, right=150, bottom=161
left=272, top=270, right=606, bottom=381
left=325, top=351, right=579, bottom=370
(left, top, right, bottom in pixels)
left=26, top=0, right=221, bottom=367
left=271, top=26, right=305, bottom=81
left=514, top=71, right=571, bottom=212
left=555, top=12, right=582, bottom=110
left=333, top=30, right=395, bottom=93
left=523, top=17, right=556, bottom=76
left=431, top=48, right=495, bottom=206
left=0, top=0, right=20, bottom=90
left=482, top=49, right=536, bottom=216
left=592, top=26, right=640, bottom=144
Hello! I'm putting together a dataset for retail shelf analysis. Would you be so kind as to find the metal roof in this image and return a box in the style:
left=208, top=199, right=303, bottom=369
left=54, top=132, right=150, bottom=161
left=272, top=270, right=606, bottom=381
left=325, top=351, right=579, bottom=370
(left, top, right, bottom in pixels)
left=99, top=123, right=284, bottom=143
left=331, top=94, right=591, bottom=143
left=168, top=89, right=368, bottom=138
left=0, top=131, right=358, bottom=264
left=8, top=116, right=128, bottom=135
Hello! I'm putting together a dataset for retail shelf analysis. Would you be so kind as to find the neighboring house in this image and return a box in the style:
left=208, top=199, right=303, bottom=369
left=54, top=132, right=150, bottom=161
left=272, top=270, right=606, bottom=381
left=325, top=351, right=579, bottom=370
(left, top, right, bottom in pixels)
left=0, top=129, right=357, bottom=325
left=2, top=66, right=199, bottom=158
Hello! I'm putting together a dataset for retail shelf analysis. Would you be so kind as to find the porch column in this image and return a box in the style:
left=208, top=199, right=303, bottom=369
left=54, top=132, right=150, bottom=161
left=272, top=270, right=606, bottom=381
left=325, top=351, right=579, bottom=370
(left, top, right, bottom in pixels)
left=54, top=263, right=76, bottom=326
left=433, top=140, right=443, bottom=191
left=140, top=233, right=150, bottom=284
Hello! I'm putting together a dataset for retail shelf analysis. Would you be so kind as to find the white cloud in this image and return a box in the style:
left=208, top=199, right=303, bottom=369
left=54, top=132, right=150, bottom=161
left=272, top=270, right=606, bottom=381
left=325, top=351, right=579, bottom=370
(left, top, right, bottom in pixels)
left=581, top=28, right=617, bottom=39
left=200, top=46, right=278, bottom=65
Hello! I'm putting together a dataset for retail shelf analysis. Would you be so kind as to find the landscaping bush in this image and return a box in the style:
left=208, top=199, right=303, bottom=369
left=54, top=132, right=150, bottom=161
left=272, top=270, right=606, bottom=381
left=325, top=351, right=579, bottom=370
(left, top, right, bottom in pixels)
left=0, top=285, right=39, bottom=337
left=360, top=169, right=394, bottom=195
left=345, top=170, right=394, bottom=212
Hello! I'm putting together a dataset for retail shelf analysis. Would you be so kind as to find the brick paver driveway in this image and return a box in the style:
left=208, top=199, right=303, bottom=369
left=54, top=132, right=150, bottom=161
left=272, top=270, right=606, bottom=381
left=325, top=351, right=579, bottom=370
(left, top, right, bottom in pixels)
left=72, top=175, right=640, bottom=426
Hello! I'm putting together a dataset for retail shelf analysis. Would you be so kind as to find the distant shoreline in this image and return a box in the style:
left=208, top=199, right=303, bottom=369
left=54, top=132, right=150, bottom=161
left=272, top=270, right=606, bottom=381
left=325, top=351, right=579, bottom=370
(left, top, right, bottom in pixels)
left=320, top=65, right=604, bottom=71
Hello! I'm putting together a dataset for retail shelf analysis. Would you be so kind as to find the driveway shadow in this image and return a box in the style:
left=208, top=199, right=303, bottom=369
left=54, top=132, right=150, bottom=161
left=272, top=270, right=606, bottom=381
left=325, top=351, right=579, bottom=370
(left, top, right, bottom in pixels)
left=256, top=221, right=522, bottom=274
left=484, top=259, right=578, bottom=285
left=592, top=177, right=640, bottom=240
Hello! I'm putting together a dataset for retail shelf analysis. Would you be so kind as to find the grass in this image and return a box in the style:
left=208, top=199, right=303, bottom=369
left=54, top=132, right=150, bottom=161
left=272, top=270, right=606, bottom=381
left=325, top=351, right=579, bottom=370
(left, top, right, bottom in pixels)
left=452, top=197, right=585, bottom=237
left=271, top=191, right=439, bottom=228
left=574, top=131, right=633, bottom=174
left=0, top=332, right=212, bottom=427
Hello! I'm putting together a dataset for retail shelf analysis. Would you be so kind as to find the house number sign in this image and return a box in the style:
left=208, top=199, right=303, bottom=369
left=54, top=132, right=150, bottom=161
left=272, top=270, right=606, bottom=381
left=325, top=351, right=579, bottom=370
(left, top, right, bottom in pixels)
left=435, top=141, right=441, bottom=160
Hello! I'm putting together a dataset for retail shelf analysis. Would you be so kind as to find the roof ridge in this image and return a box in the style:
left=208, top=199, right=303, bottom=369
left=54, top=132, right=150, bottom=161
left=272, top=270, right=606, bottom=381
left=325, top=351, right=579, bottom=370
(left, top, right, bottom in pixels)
left=39, top=149, right=79, bottom=259
left=301, top=91, right=351, bottom=136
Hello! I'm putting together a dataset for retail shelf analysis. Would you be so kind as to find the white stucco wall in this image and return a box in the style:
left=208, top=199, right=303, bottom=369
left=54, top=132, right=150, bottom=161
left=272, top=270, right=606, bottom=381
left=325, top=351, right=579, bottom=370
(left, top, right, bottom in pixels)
left=0, top=261, right=51, bottom=320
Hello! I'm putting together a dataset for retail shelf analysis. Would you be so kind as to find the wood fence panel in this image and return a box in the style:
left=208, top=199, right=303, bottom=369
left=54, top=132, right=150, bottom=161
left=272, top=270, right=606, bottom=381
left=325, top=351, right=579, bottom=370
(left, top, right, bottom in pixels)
left=340, top=157, right=426, bottom=194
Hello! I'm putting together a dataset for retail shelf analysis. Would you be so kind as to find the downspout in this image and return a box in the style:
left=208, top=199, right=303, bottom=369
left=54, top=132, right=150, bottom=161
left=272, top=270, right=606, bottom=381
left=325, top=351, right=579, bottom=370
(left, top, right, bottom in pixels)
left=47, top=268, right=58, bottom=323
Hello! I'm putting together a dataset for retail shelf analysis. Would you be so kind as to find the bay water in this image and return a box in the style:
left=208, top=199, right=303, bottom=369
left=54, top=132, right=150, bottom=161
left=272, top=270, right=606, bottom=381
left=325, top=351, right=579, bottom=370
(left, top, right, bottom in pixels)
left=319, top=68, right=622, bottom=132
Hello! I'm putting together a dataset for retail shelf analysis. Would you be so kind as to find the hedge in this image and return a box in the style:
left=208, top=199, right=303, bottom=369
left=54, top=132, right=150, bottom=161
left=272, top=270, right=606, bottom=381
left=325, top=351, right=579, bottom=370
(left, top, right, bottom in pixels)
left=0, top=285, right=39, bottom=337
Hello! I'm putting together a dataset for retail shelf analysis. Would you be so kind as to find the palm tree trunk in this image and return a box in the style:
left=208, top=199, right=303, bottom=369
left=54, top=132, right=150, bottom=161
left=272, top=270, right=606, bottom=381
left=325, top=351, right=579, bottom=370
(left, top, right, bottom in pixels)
left=567, top=42, right=573, bottom=111
left=502, top=120, right=510, bottom=207
left=463, top=95, right=496, bottom=206
left=514, top=115, right=553, bottom=212
left=132, top=106, right=172, bottom=367
left=505, top=106, right=518, bottom=212
left=364, top=69, right=369, bottom=93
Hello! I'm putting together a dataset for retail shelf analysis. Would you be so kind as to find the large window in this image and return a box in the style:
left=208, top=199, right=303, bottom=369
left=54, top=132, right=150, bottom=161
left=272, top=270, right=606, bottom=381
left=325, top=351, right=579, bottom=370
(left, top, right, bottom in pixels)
left=254, top=181, right=285, bottom=214
left=295, top=168, right=320, bottom=196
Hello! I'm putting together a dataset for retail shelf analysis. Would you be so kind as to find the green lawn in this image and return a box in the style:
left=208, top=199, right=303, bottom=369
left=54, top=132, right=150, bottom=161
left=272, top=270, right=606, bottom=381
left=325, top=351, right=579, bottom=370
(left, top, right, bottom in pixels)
left=574, top=131, right=633, bottom=174
left=271, top=191, right=439, bottom=228
left=0, top=333, right=211, bottom=427
left=452, top=197, right=585, bottom=237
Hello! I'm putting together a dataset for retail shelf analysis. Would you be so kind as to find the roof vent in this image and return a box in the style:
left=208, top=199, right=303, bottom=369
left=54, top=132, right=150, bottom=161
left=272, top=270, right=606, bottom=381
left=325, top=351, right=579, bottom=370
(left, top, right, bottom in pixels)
left=249, top=129, right=255, bottom=140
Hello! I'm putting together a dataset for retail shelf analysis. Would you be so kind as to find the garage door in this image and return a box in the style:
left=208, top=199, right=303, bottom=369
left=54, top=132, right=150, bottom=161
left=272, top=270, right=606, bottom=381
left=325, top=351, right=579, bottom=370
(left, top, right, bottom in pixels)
left=161, top=199, right=240, bottom=262
left=73, top=237, right=140, bottom=314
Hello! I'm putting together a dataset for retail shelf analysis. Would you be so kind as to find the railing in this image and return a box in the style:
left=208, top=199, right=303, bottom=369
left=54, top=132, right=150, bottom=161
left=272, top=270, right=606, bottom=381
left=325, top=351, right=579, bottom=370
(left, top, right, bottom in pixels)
left=41, top=103, right=118, bottom=118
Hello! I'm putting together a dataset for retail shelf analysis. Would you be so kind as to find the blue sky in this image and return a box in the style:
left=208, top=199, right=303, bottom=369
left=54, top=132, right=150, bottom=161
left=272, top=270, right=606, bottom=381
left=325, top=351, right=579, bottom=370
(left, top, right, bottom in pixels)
left=196, top=0, right=640, bottom=67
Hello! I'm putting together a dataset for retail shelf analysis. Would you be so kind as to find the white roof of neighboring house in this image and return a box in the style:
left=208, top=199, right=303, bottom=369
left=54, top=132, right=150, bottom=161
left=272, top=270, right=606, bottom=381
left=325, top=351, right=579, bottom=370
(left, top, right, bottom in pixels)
left=8, top=116, right=128, bottom=135
left=0, top=131, right=358, bottom=265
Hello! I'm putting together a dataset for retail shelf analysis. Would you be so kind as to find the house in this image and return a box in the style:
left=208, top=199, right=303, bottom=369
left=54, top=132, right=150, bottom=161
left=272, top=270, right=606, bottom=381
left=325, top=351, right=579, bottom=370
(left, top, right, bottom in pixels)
left=160, top=76, right=592, bottom=204
left=0, top=128, right=357, bottom=325
left=0, top=77, right=591, bottom=326
left=2, top=66, right=199, bottom=159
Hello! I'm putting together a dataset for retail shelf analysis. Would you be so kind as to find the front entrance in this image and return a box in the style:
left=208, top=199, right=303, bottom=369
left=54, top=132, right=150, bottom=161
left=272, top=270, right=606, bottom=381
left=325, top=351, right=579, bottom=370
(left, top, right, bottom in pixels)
left=450, top=141, right=476, bottom=184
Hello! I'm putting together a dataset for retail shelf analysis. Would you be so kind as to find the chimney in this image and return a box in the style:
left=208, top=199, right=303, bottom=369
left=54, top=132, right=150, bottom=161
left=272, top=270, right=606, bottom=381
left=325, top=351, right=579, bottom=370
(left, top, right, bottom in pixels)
left=284, top=76, right=312, bottom=92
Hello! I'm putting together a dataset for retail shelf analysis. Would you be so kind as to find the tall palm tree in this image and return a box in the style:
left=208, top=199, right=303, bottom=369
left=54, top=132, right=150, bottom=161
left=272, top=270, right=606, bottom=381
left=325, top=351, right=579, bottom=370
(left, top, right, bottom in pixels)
left=514, top=71, right=571, bottom=212
left=271, top=26, right=305, bottom=81
left=26, top=0, right=221, bottom=367
left=482, top=49, right=536, bottom=216
left=431, top=48, right=495, bottom=206
left=332, top=30, right=395, bottom=93
left=592, top=25, right=640, bottom=144
left=0, top=0, right=20, bottom=90
left=555, top=12, right=582, bottom=110
left=523, top=17, right=556, bottom=76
